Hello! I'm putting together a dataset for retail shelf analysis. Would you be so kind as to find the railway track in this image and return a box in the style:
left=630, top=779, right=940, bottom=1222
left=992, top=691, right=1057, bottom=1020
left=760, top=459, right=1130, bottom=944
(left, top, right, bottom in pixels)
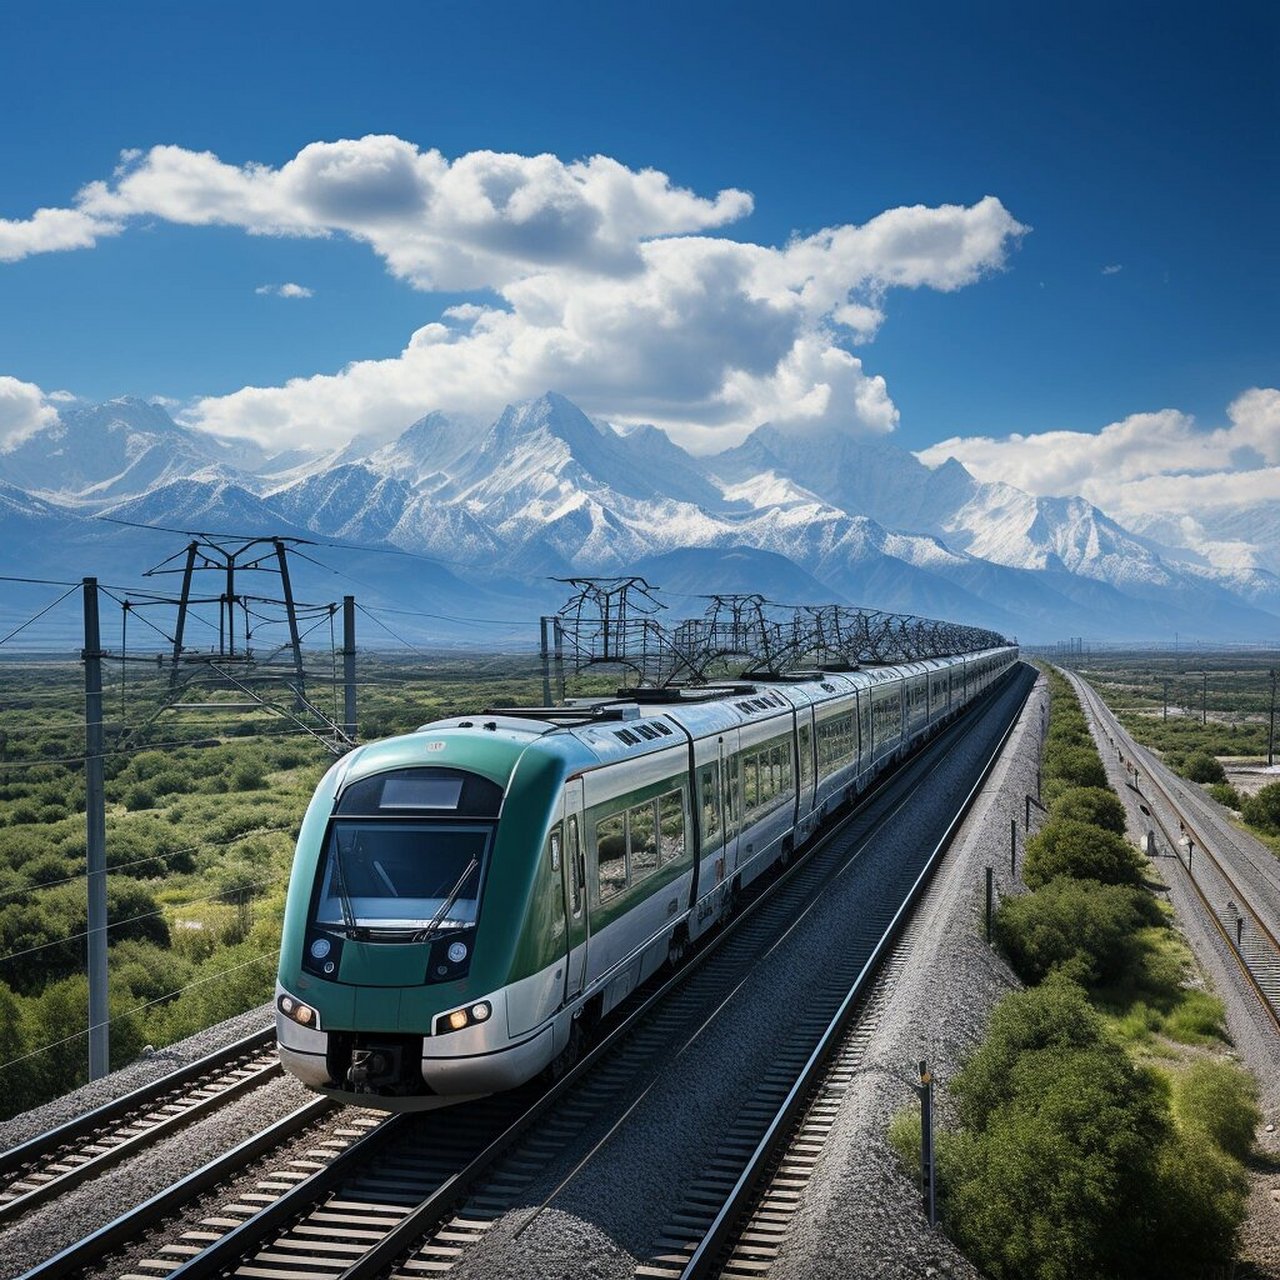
left=0, top=1027, right=279, bottom=1225
left=15, top=666, right=1033, bottom=1280
left=1065, top=670, right=1280, bottom=1034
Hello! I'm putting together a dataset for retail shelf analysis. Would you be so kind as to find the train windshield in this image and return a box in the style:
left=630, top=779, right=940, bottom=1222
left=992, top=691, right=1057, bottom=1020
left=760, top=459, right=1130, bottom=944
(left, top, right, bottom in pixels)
left=313, top=820, right=492, bottom=937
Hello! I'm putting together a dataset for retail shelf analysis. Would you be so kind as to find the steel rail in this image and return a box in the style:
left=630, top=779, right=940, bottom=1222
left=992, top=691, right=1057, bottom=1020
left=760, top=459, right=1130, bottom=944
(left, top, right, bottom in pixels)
left=676, top=664, right=1033, bottom=1278
left=15, top=1096, right=336, bottom=1280
left=1066, top=672, right=1280, bottom=1034
left=0, top=1024, right=274, bottom=1178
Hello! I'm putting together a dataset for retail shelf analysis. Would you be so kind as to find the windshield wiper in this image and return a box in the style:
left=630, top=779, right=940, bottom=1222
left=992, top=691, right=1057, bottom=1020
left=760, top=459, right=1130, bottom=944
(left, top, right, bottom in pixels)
left=413, top=856, right=479, bottom=943
left=330, top=837, right=365, bottom=939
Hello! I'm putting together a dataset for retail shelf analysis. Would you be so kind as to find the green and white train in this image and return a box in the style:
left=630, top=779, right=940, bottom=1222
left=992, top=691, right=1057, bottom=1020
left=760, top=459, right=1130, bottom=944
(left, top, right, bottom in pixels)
left=276, top=645, right=1017, bottom=1108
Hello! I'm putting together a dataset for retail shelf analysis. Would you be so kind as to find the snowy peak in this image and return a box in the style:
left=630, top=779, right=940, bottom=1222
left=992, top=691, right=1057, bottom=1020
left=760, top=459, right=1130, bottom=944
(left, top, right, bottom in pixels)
left=0, top=396, right=235, bottom=503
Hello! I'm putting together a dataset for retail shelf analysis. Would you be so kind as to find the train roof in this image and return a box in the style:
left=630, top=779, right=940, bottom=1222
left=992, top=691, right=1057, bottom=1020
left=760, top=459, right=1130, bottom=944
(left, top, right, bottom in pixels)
left=332, top=646, right=1017, bottom=786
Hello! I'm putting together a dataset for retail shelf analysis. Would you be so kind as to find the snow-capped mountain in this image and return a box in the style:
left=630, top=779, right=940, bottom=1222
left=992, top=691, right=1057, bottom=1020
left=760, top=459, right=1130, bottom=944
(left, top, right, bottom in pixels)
left=2, top=390, right=1277, bottom=645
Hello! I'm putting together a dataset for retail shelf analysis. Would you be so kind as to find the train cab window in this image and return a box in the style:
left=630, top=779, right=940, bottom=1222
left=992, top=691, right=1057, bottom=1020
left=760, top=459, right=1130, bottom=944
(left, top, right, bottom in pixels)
left=629, top=800, right=659, bottom=879
left=798, top=723, right=813, bottom=788
left=547, top=826, right=562, bottom=872
left=659, top=791, right=685, bottom=864
left=596, top=814, right=626, bottom=902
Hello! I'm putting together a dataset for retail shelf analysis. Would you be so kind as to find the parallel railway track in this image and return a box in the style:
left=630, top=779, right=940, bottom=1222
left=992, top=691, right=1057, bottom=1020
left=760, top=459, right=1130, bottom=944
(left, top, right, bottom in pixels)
left=1065, top=671, right=1280, bottom=1034
left=14, top=666, right=1034, bottom=1280
left=0, top=1028, right=279, bottom=1224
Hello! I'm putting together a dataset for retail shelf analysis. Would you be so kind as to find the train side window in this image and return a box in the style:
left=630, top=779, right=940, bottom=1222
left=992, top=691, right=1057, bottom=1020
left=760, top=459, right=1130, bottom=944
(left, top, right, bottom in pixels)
left=699, top=766, right=721, bottom=852
left=659, top=791, right=685, bottom=864
left=548, top=825, right=562, bottom=872
left=629, top=800, right=659, bottom=880
left=726, top=754, right=741, bottom=837
left=798, top=722, right=812, bottom=789
left=743, top=755, right=759, bottom=814
left=567, top=815, right=583, bottom=917
left=596, top=813, right=627, bottom=902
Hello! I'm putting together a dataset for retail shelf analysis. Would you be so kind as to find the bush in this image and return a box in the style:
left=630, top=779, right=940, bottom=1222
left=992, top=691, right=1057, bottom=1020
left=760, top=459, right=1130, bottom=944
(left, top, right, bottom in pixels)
left=944, top=1040, right=1168, bottom=1279
left=1024, top=818, right=1146, bottom=889
left=1174, top=1059, right=1261, bottom=1162
left=1242, top=781, right=1280, bottom=834
left=951, top=978, right=1105, bottom=1132
left=1049, top=786, right=1127, bottom=836
left=1207, top=782, right=1243, bottom=810
left=942, top=979, right=1249, bottom=1280
left=1043, top=743, right=1109, bottom=791
left=994, top=877, right=1161, bottom=986
left=1182, top=752, right=1226, bottom=784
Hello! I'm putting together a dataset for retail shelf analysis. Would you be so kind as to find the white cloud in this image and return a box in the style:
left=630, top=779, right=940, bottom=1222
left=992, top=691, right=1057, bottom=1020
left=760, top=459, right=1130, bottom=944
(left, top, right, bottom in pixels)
left=256, top=282, right=314, bottom=298
left=1102, top=263, right=1122, bottom=275
left=916, top=389, right=1280, bottom=569
left=0, top=376, right=61, bottom=448
left=2, top=136, right=1028, bottom=452
left=0, top=206, right=120, bottom=263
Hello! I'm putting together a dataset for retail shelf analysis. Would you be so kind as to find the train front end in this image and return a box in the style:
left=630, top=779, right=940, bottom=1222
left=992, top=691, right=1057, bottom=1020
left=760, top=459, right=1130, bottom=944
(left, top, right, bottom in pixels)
left=275, top=722, right=566, bottom=1109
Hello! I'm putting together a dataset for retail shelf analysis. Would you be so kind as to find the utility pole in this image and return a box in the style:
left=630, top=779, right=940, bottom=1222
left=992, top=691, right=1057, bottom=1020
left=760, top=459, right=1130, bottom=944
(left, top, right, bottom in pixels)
left=83, top=578, right=109, bottom=1080
left=1162, top=678, right=1170, bottom=721
left=916, top=1061, right=937, bottom=1226
left=342, top=596, right=357, bottom=746
left=1201, top=670, right=1207, bottom=726
left=1269, top=668, right=1277, bottom=768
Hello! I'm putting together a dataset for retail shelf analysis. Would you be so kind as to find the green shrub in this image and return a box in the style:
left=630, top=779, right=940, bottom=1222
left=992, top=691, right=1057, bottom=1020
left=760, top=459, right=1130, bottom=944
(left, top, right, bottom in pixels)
left=1182, top=752, right=1226, bottom=784
left=942, top=979, right=1249, bottom=1280
left=1144, top=1127, right=1249, bottom=1276
left=951, top=978, right=1104, bottom=1132
left=944, top=1042, right=1167, bottom=1280
left=994, top=877, right=1161, bottom=986
left=1043, top=743, right=1108, bottom=790
left=1241, top=781, right=1280, bottom=833
left=1049, top=786, right=1127, bottom=835
left=1024, top=818, right=1145, bottom=888
left=1207, top=782, right=1243, bottom=810
left=1174, top=1060, right=1260, bottom=1161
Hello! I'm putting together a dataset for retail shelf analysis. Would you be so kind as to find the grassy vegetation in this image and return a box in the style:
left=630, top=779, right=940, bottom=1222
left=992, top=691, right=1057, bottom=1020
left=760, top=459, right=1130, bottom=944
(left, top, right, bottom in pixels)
left=0, top=649, right=571, bottom=1120
left=913, top=665, right=1260, bottom=1279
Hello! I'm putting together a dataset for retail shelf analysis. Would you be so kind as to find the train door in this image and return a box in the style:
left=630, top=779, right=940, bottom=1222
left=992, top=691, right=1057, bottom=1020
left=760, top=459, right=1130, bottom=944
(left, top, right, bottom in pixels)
left=560, top=778, right=588, bottom=1002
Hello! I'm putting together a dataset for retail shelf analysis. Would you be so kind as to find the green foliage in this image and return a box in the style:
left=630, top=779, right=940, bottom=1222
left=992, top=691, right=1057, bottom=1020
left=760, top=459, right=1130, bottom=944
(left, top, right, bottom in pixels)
left=1024, top=818, right=1145, bottom=888
left=1241, top=781, right=1280, bottom=834
left=1042, top=743, right=1108, bottom=790
left=994, top=877, right=1160, bottom=986
left=1207, top=781, right=1243, bottom=809
left=1174, top=1059, right=1261, bottom=1162
left=1182, top=751, right=1227, bottom=784
left=1048, top=786, right=1127, bottom=835
left=942, top=979, right=1249, bottom=1279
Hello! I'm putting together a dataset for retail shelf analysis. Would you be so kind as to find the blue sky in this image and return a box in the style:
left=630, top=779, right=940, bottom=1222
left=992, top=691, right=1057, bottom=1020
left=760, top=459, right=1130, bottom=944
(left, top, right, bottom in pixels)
left=0, top=0, right=1275, bottom=477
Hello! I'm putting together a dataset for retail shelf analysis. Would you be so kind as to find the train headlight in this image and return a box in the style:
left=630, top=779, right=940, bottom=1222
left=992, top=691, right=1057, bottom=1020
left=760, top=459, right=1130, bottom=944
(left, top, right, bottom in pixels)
left=447, top=941, right=468, bottom=964
left=278, top=992, right=321, bottom=1030
left=310, top=938, right=331, bottom=960
left=434, top=999, right=494, bottom=1036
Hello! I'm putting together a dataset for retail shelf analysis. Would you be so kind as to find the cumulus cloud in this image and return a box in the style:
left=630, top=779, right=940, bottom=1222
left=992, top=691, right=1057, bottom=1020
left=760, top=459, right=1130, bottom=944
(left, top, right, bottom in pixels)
left=916, top=389, right=1280, bottom=569
left=256, top=282, right=314, bottom=298
left=1, top=135, right=1028, bottom=451
left=0, top=376, right=61, bottom=448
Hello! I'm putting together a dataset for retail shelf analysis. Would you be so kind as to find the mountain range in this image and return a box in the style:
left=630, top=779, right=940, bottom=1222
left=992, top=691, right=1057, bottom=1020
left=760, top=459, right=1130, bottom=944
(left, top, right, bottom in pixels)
left=1, top=391, right=1277, bottom=649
